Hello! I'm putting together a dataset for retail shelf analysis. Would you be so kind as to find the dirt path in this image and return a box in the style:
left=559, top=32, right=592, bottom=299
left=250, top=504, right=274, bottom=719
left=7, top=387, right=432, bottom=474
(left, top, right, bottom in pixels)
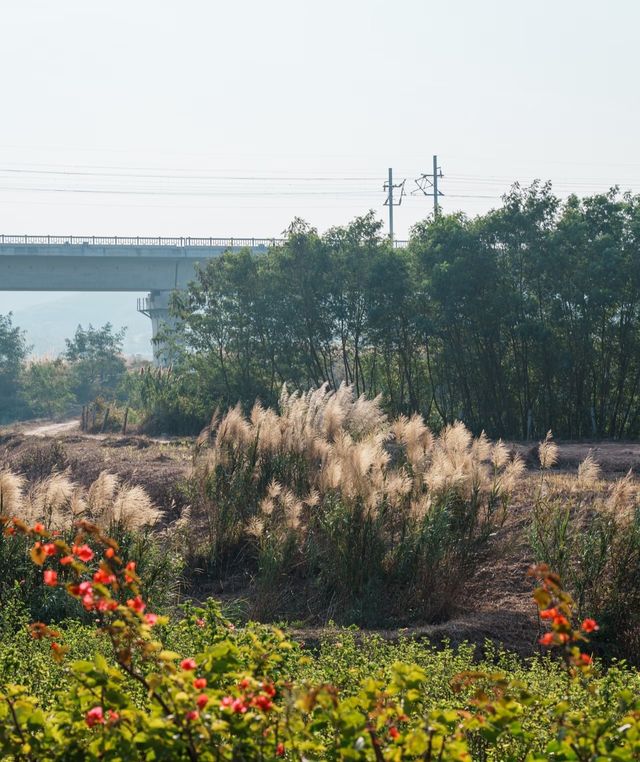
left=24, top=420, right=79, bottom=438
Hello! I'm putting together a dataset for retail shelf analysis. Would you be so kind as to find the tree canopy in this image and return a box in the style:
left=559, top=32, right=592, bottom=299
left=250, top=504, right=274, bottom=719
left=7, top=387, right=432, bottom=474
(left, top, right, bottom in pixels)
left=169, top=184, right=640, bottom=439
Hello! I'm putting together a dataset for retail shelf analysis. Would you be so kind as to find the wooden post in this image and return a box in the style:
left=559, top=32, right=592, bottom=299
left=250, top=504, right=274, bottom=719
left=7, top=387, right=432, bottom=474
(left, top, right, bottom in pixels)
left=101, top=407, right=110, bottom=434
left=122, top=407, right=129, bottom=435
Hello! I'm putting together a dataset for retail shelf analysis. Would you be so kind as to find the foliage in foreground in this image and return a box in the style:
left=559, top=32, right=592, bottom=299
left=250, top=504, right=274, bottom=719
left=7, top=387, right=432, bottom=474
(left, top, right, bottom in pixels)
left=0, top=515, right=638, bottom=760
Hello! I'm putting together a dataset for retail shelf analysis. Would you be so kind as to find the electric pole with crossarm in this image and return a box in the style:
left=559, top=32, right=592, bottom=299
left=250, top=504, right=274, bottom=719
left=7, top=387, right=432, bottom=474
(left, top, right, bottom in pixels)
left=383, top=168, right=406, bottom=242
left=412, top=155, right=444, bottom=217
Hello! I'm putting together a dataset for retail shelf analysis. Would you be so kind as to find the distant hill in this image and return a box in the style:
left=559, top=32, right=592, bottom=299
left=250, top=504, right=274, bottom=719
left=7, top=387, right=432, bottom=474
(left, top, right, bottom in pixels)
left=12, top=293, right=153, bottom=359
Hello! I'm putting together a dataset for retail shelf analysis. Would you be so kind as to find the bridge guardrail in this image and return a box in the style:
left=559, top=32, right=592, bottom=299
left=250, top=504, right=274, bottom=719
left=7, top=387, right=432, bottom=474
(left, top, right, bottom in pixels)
left=0, top=235, right=408, bottom=249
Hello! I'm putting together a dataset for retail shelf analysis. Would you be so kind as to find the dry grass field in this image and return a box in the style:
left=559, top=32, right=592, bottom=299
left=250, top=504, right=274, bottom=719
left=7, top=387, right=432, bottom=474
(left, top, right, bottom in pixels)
left=2, top=409, right=639, bottom=656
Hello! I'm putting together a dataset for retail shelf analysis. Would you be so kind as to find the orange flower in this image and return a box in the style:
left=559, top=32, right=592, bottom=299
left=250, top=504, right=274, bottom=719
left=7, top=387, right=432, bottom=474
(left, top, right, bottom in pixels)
left=196, top=694, right=209, bottom=709
left=540, top=607, right=558, bottom=620
left=193, top=677, right=207, bottom=690
left=389, top=726, right=400, bottom=739
left=59, top=555, right=74, bottom=565
left=581, top=618, right=599, bottom=633
left=579, top=653, right=592, bottom=665
left=539, top=633, right=554, bottom=646
left=33, top=523, right=45, bottom=534
left=43, top=543, right=57, bottom=556
left=552, top=615, right=569, bottom=628
left=181, top=658, right=197, bottom=671
left=276, top=743, right=285, bottom=757
left=105, top=547, right=115, bottom=559
left=43, top=569, right=58, bottom=586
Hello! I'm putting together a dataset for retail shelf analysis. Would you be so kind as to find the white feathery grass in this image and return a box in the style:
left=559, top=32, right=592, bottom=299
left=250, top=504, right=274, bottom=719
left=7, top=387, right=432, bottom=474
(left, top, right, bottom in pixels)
left=0, top=470, right=24, bottom=516
left=539, top=431, right=559, bottom=470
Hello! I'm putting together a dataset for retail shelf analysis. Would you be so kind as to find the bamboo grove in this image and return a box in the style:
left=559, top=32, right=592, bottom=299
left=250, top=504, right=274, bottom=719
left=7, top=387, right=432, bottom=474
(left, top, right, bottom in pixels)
left=160, top=181, right=640, bottom=439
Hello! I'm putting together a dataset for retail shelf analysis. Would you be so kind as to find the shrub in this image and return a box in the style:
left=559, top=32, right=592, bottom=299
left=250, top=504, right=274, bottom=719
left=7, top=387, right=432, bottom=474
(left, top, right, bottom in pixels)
left=0, top=468, right=180, bottom=620
left=529, top=434, right=640, bottom=661
left=181, top=385, right=525, bottom=624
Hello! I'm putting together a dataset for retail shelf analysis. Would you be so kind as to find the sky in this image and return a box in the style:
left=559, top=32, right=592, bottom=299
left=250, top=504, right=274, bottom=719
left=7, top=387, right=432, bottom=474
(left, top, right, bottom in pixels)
left=1, top=0, right=639, bottom=351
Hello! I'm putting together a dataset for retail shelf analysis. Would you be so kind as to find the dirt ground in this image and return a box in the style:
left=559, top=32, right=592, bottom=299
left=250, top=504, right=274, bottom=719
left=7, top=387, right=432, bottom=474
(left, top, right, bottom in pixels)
left=0, top=420, right=192, bottom=518
left=0, top=420, right=635, bottom=654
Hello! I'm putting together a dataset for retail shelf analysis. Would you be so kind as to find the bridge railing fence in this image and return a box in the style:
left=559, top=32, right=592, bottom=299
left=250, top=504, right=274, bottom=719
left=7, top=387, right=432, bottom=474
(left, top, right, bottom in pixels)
left=0, top=235, right=408, bottom=249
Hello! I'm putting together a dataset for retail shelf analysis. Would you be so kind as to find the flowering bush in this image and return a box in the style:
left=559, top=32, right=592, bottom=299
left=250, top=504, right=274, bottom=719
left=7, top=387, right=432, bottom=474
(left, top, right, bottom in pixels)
left=0, top=516, right=638, bottom=760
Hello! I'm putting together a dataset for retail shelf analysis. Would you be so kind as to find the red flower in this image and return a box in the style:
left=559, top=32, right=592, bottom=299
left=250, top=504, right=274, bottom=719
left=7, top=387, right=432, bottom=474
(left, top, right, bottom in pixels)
left=539, top=633, right=554, bottom=646
left=552, top=614, right=569, bottom=628
left=276, top=743, right=285, bottom=757
left=33, top=523, right=45, bottom=534
left=253, top=694, right=273, bottom=712
left=93, top=569, right=116, bottom=585
left=181, top=658, right=197, bottom=671
left=43, top=569, right=58, bottom=586
left=389, top=726, right=400, bottom=740
left=220, top=696, right=248, bottom=713
left=73, top=544, right=94, bottom=563
left=232, top=698, right=248, bottom=714
left=262, top=682, right=276, bottom=697
left=125, top=561, right=136, bottom=582
left=145, top=613, right=158, bottom=626
left=581, top=618, right=599, bottom=633
left=86, top=706, right=104, bottom=727
left=96, top=598, right=118, bottom=612
left=193, top=677, right=207, bottom=690
left=579, top=653, right=592, bottom=665
left=107, top=710, right=120, bottom=724
left=185, top=710, right=199, bottom=722
left=540, top=607, right=558, bottom=620
left=196, top=694, right=208, bottom=709
left=105, top=548, right=115, bottom=559
left=59, top=555, right=74, bottom=565
left=43, top=543, right=57, bottom=556
left=195, top=618, right=205, bottom=628
left=127, top=596, right=146, bottom=613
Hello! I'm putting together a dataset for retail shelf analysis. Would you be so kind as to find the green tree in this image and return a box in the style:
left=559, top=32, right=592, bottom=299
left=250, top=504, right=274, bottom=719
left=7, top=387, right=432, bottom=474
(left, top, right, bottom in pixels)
left=20, top=359, right=73, bottom=419
left=64, top=323, right=127, bottom=404
left=0, top=313, right=29, bottom=423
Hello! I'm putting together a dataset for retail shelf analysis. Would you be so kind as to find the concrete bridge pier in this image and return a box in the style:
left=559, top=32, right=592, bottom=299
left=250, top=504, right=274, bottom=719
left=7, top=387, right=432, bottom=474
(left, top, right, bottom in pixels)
left=137, top=290, right=180, bottom=367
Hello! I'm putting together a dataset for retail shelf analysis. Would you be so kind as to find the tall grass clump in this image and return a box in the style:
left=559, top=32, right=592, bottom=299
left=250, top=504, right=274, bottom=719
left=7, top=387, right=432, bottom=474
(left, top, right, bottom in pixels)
left=182, top=384, right=524, bottom=625
left=529, top=433, right=640, bottom=659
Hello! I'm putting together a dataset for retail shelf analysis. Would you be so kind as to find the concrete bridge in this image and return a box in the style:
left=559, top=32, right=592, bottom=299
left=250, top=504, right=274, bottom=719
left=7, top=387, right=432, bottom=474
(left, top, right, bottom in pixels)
left=0, top=234, right=408, bottom=365
left=0, top=235, right=282, bottom=365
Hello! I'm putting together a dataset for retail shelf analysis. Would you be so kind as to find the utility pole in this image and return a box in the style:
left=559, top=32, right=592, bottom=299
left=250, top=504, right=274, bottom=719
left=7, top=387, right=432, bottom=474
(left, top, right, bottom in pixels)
left=433, top=155, right=440, bottom=216
left=412, top=155, right=444, bottom=217
left=383, top=168, right=406, bottom=242
left=387, top=168, right=394, bottom=240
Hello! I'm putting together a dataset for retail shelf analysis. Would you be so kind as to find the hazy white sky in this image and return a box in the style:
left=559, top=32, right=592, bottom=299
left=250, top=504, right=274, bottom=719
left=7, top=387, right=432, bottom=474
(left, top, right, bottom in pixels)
left=1, top=0, right=639, bottom=317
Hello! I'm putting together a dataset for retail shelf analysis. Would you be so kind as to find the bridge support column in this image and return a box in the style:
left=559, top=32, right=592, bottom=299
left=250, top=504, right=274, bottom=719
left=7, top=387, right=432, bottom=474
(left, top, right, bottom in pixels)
left=138, top=290, right=180, bottom=367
